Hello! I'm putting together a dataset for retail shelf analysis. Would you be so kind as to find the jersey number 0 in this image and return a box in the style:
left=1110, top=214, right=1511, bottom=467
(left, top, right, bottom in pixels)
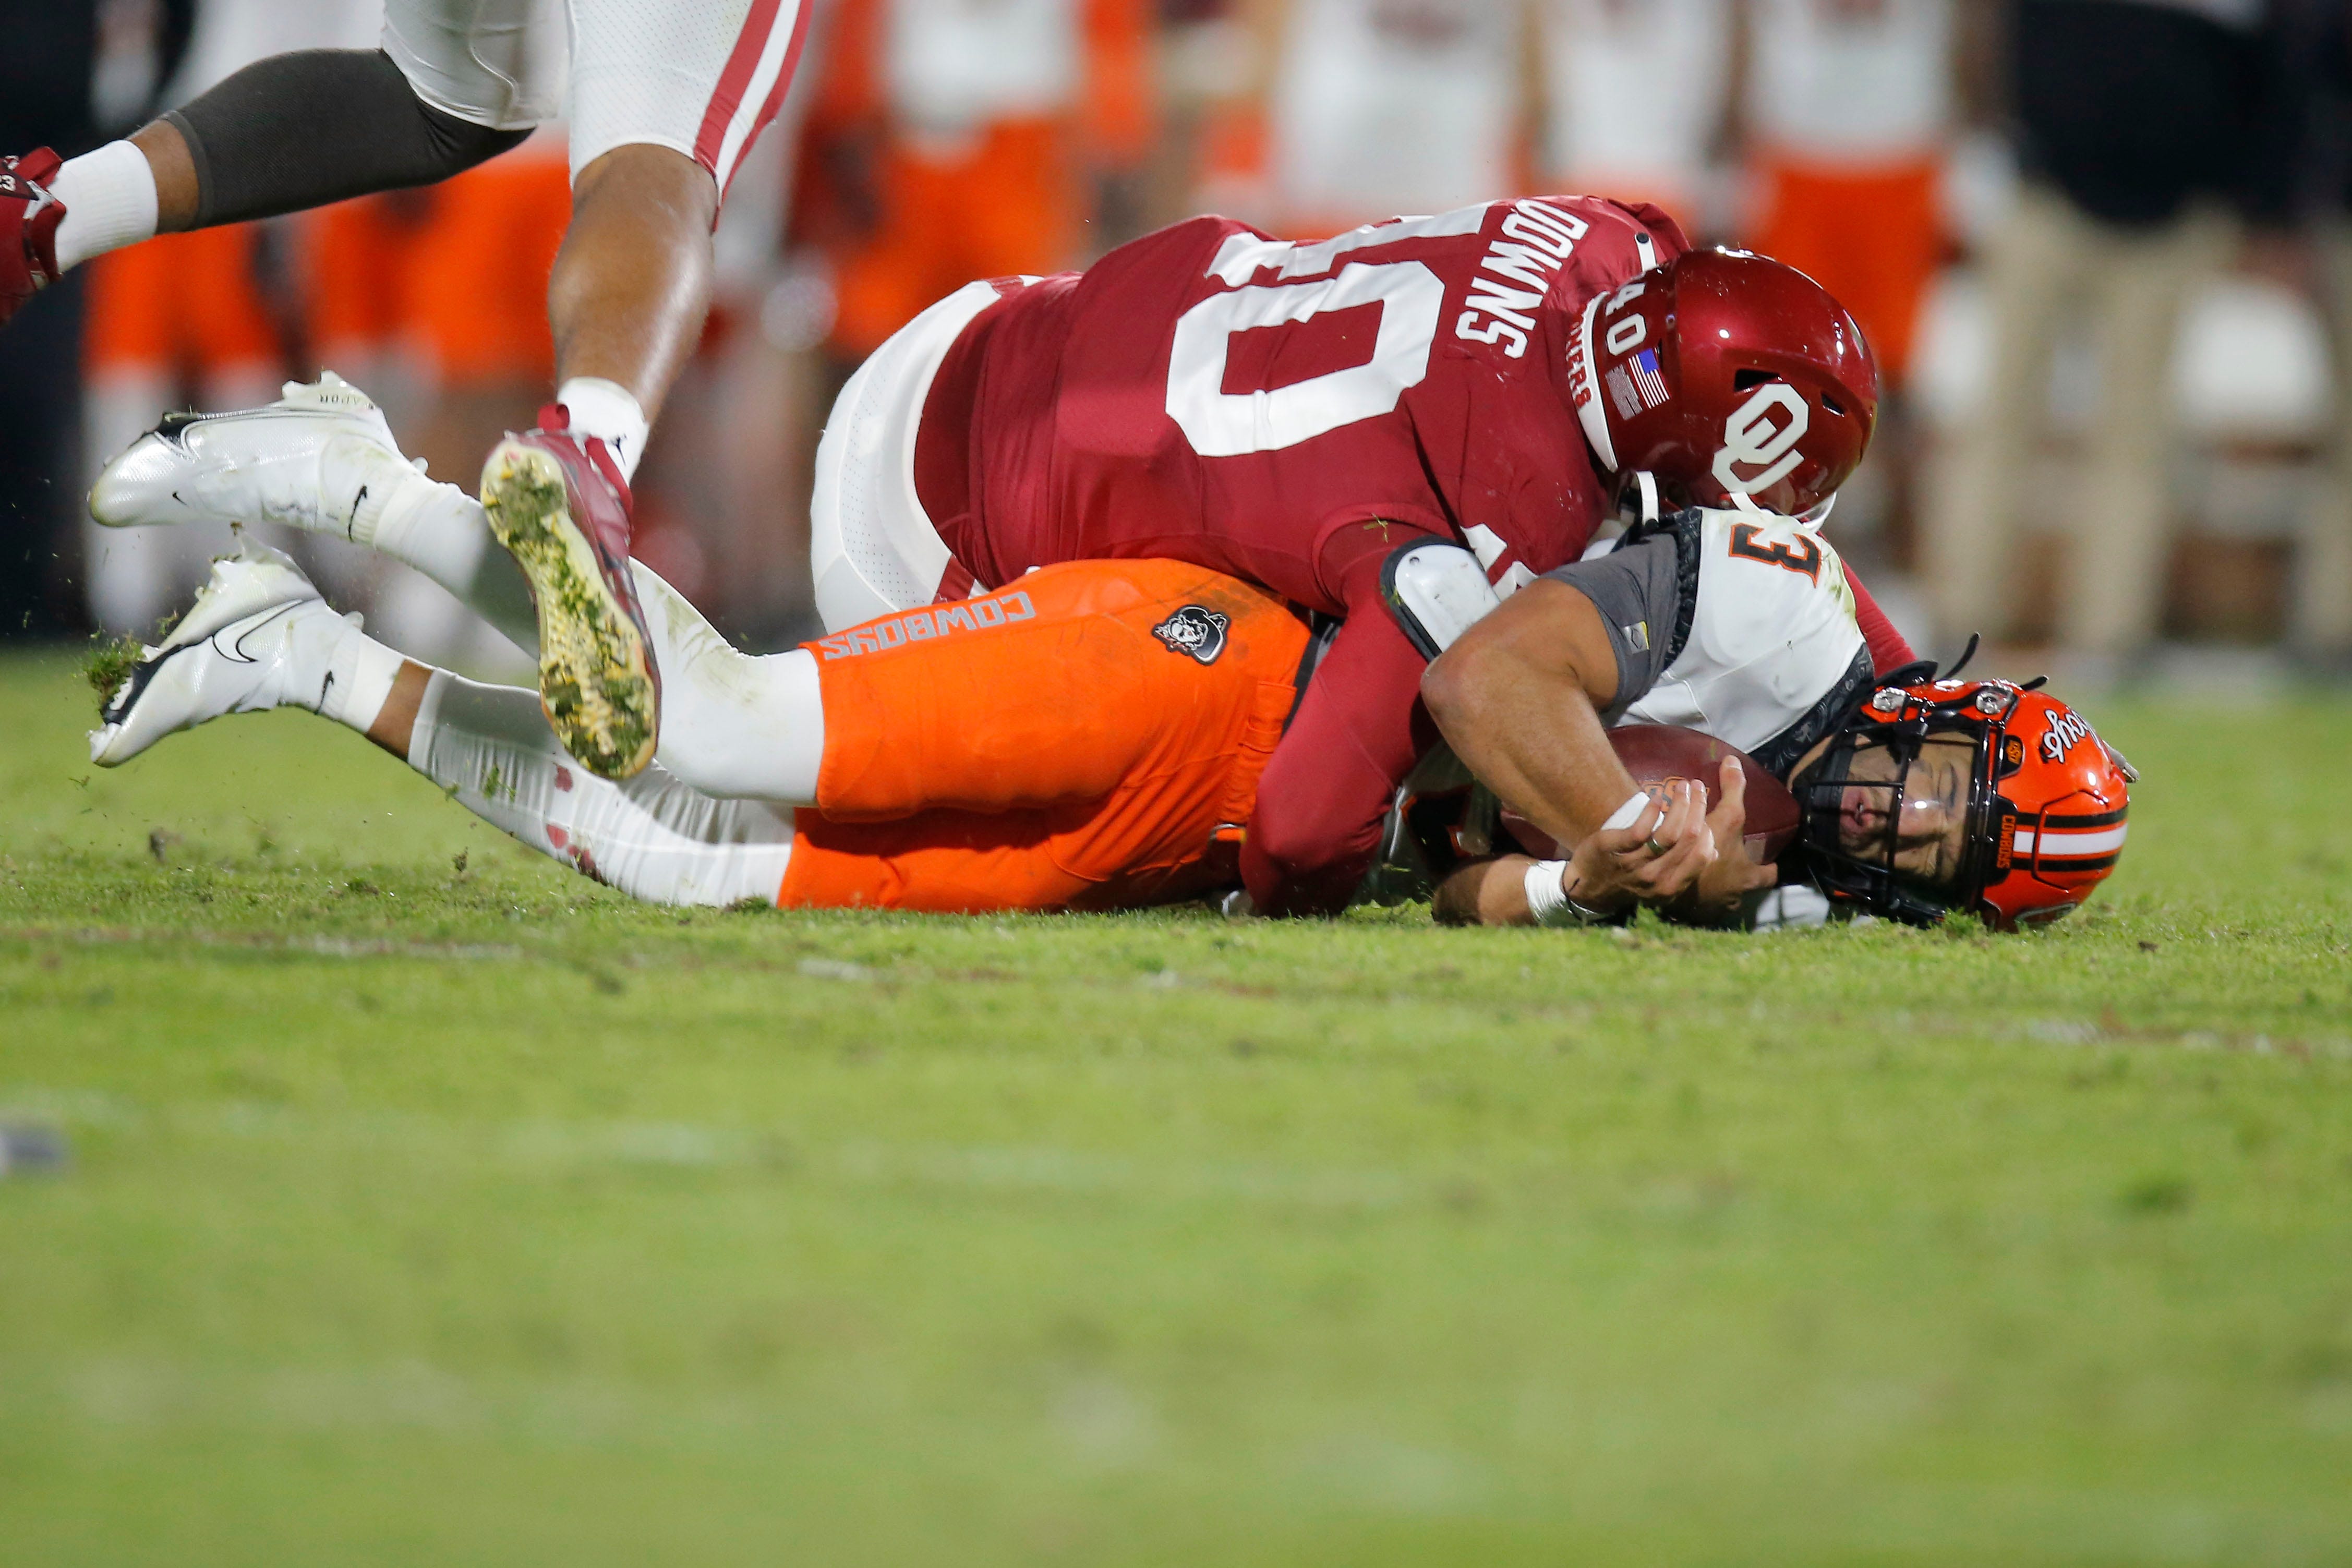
left=1164, top=260, right=1444, bottom=457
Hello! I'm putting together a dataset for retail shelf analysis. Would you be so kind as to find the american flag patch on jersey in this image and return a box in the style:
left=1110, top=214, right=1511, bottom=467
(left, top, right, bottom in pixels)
left=1629, top=349, right=1670, bottom=409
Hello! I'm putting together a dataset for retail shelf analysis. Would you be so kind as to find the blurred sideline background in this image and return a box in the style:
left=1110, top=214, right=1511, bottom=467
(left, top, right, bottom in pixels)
left=5, top=0, right=2350, bottom=693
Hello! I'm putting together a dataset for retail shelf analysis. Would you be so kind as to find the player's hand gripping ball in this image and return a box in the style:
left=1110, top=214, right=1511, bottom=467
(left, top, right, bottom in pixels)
left=1500, top=725, right=1800, bottom=864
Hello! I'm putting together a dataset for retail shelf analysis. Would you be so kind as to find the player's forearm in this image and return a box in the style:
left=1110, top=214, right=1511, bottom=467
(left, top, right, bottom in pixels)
left=1433, top=857, right=1535, bottom=926
left=1422, top=641, right=1640, bottom=850
left=1244, top=590, right=1438, bottom=916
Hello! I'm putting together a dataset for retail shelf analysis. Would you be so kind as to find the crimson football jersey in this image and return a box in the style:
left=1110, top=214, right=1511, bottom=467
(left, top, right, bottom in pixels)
left=912, top=196, right=1689, bottom=913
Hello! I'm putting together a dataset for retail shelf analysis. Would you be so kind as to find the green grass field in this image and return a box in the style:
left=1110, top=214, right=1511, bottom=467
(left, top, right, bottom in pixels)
left=3, top=649, right=2349, bottom=1565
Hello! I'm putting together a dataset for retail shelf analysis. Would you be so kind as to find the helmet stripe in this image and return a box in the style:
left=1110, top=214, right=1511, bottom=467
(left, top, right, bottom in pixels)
left=2040, top=808, right=2128, bottom=830
left=2025, top=852, right=2121, bottom=873
left=2015, top=824, right=2128, bottom=857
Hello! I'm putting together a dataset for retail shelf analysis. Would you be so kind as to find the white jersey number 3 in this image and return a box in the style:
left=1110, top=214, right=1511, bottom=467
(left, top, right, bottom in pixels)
left=1165, top=261, right=1444, bottom=457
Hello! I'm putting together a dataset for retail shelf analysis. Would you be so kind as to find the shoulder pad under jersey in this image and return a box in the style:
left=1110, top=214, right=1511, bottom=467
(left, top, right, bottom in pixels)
left=1382, top=541, right=1502, bottom=660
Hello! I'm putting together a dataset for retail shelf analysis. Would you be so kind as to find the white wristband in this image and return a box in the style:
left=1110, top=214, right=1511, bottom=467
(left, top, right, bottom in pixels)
left=1601, top=789, right=1653, bottom=833
left=1524, top=860, right=1576, bottom=926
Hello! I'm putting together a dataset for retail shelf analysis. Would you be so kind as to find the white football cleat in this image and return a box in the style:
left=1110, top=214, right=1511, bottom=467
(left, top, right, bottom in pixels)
left=88, top=370, right=425, bottom=541
left=90, top=540, right=346, bottom=767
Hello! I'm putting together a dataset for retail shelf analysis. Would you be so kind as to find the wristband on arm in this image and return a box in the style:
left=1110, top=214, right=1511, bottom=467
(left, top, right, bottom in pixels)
left=1524, top=789, right=1650, bottom=927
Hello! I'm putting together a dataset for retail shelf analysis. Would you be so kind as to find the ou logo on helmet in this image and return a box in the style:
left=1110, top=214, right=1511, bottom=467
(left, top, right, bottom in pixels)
left=1712, top=382, right=1811, bottom=498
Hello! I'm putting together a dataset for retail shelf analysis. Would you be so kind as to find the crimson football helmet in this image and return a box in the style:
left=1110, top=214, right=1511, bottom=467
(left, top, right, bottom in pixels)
left=1569, top=248, right=1879, bottom=518
left=1788, top=652, right=2135, bottom=930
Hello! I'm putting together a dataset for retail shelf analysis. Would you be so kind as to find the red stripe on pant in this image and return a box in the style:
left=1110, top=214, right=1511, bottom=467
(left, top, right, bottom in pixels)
left=724, top=2, right=812, bottom=198
left=691, top=0, right=810, bottom=189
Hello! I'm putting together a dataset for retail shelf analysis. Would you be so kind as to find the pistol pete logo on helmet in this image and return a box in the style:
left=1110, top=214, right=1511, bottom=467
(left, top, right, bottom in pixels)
left=2040, top=707, right=2094, bottom=763
left=1712, top=383, right=1811, bottom=497
left=1153, top=606, right=1230, bottom=665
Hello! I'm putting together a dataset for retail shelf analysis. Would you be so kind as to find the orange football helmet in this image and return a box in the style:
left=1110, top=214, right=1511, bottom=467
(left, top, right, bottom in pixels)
left=1788, top=661, right=2136, bottom=930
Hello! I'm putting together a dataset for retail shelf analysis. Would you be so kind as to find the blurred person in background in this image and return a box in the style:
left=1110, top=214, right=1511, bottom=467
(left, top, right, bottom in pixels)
left=1925, top=0, right=2266, bottom=671
left=1541, top=0, right=1733, bottom=235
left=802, top=0, right=1156, bottom=375
left=1138, top=0, right=1257, bottom=232
left=81, top=0, right=380, bottom=638
left=1732, top=0, right=1960, bottom=580
left=1, top=0, right=189, bottom=641
left=1258, top=0, right=1524, bottom=232
left=1199, top=0, right=1536, bottom=234
left=2253, top=0, right=2352, bottom=661
left=1739, top=0, right=1954, bottom=396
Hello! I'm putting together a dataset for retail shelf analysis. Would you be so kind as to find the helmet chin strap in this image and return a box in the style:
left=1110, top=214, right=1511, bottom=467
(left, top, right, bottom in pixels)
left=1635, top=471, right=1660, bottom=527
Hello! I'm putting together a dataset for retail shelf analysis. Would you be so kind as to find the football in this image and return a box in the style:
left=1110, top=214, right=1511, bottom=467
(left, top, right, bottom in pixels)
left=1500, top=725, right=1802, bottom=864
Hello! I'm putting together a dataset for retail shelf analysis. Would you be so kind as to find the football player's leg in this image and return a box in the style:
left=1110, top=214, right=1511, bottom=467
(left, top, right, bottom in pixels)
left=630, top=567, right=827, bottom=803
left=7, top=1, right=561, bottom=326
left=90, top=377, right=826, bottom=799
left=478, top=0, right=811, bottom=781
left=402, top=668, right=797, bottom=906
left=87, top=539, right=794, bottom=907
left=553, top=0, right=810, bottom=436
left=88, top=540, right=410, bottom=768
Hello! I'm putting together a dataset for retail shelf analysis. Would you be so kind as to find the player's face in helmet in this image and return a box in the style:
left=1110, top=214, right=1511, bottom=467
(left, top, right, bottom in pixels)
left=1786, top=676, right=2134, bottom=929
left=1817, top=733, right=1975, bottom=895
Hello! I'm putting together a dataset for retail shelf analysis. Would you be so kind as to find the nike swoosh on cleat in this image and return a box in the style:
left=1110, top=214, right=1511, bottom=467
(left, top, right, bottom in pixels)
left=221, top=601, right=303, bottom=665
left=347, top=484, right=368, bottom=541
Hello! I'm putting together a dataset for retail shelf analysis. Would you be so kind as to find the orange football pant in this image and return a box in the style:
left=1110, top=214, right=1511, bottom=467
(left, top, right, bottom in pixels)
left=779, top=559, right=1310, bottom=912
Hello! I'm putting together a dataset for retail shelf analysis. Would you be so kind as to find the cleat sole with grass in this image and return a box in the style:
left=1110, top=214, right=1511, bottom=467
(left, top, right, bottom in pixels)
left=479, top=443, right=658, bottom=781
